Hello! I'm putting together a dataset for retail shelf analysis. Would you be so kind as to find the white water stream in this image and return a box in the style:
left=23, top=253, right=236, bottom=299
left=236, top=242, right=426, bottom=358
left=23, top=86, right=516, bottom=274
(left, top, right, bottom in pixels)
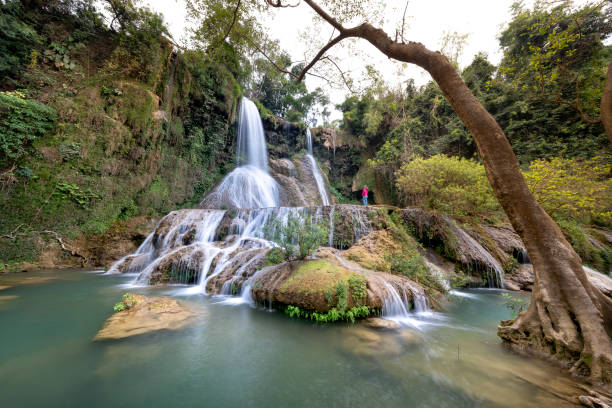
left=200, top=98, right=280, bottom=209
left=306, top=128, right=330, bottom=206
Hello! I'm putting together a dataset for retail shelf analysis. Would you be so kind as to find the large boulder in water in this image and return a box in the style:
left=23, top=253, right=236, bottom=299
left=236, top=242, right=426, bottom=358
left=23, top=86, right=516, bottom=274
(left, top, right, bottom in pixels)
left=251, top=259, right=366, bottom=312
left=249, top=257, right=427, bottom=314
left=94, top=294, right=195, bottom=341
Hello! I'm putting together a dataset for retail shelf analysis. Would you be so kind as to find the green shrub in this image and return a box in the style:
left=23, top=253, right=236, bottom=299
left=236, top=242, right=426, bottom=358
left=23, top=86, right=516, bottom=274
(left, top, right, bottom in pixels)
left=395, top=154, right=503, bottom=222
left=266, top=213, right=328, bottom=261
left=386, top=252, right=447, bottom=294
left=501, top=293, right=529, bottom=317
left=450, top=270, right=472, bottom=289
left=0, top=91, right=56, bottom=161
left=264, top=247, right=285, bottom=266
left=524, top=157, right=611, bottom=227
left=348, top=275, right=367, bottom=305
left=0, top=1, right=42, bottom=81
left=113, top=293, right=138, bottom=313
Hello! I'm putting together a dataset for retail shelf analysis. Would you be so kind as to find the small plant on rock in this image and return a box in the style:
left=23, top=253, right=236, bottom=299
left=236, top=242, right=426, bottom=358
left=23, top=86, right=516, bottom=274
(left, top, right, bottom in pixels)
left=113, top=293, right=138, bottom=313
left=266, top=213, right=328, bottom=261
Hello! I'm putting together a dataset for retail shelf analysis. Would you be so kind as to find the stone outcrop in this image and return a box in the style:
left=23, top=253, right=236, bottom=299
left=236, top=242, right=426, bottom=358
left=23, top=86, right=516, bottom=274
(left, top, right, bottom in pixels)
left=249, top=257, right=427, bottom=314
left=400, top=208, right=505, bottom=285
left=503, top=263, right=612, bottom=296
left=269, top=155, right=334, bottom=207
left=94, top=294, right=195, bottom=341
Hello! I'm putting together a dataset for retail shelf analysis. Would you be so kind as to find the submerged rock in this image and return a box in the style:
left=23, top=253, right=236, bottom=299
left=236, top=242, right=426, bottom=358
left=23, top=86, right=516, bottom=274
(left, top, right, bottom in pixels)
left=363, top=317, right=400, bottom=330
left=341, top=326, right=423, bottom=359
left=94, top=294, right=195, bottom=341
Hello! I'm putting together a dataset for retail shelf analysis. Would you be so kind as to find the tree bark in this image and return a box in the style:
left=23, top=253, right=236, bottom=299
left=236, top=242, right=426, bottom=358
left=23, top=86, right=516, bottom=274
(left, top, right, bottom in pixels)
left=269, top=0, right=612, bottom=385
left=601, top=60, right=612, bottom=145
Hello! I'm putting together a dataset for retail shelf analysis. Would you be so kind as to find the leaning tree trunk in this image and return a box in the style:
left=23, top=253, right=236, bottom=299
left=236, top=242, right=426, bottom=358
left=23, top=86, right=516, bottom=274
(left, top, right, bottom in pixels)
left=601, top=59, right=612, bottom=145
left=352, top=25, right=612, bottom=385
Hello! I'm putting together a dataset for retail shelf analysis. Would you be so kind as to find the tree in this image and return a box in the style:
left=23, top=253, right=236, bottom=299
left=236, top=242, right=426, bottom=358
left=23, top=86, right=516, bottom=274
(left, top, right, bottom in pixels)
left=499, top=1, right=612, bottom=143
left=265, top=0, right=612, bottom=384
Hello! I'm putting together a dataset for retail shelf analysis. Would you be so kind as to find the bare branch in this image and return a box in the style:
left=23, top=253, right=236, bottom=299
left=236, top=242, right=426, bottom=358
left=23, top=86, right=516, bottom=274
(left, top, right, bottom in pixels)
left=320, top=56, right=355, bottom=93
left=400, top=0, right=409, bottom=43
left=295, top=32, right=348, bottom=81
left=252, top=42, right=299, bottom=78
left=264, top=0, right=300, bottom=8
left=302, top=0, right=346, bottom=32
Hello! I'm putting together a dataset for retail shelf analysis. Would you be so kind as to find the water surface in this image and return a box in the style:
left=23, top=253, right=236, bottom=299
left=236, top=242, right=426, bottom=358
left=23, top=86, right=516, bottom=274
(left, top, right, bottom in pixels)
left=0, top=270, right=580, bottom=407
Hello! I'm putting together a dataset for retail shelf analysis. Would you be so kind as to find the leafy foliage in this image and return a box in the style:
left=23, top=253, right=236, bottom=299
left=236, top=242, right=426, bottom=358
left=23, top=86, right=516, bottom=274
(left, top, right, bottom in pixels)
left=284, top=304, right=374, bottom=323
left=499, top=1, right=611, bottom=125
left=113, top=293, right=138, bottom=312
left=0, top=91, right=56, bottom=162
left=501, top=292, right=529, bottom=317
left=395, top=155, right=503, bottom=222
left=266, top=213, right=328, bottom=261
left=524, top=157, right=611, bottom=226
left=0, top=1, right=42, bottom=82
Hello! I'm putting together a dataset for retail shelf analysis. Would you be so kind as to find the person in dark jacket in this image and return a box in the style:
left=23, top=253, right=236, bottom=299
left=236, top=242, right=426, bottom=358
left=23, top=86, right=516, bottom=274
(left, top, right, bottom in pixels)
left=362, top=185, right=368, bottom=206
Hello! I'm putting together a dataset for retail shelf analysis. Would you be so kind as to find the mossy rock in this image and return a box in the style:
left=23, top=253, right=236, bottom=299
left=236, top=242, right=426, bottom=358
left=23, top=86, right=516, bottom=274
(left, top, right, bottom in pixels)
left=253, top=259, right=365, bottom=313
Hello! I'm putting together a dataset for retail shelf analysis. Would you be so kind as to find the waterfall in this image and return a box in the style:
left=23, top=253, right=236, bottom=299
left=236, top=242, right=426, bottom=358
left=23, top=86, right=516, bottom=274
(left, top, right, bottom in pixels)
left=108, top=95, right=435, bottom=317
left=237, top=98, right=268, bottom=169
left=305, top=128, right=330, bottom=206
left=200, top=97, right=280, bottom=210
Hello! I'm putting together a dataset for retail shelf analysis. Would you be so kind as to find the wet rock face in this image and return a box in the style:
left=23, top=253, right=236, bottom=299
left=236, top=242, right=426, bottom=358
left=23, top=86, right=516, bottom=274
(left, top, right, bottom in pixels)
left=93, top=294, right=195, bottom=341
left=269, top=155, right=333, bottom=207
left=205, top=247, right=269, bottom=294
left=263, top=116, right=305, bottom=160
left=503, top=263, right=612, bottom=296
left=400, top=208, right=506, bottom=287
left=310, top=127, right=361, bottom=200
left=148, top=246, right=205, bottom=284
left=269, top=158, right=296, bottom=177
left=504, top=264, right=535, bottom=291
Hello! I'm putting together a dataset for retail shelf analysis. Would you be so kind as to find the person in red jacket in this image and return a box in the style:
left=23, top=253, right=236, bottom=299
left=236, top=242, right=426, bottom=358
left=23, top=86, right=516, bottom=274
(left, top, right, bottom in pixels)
left=362, top=185, right=368, bottom=206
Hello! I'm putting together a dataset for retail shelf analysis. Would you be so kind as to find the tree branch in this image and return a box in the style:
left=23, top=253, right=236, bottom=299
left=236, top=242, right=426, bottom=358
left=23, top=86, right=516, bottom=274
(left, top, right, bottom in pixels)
left=320, top=56, right=354, bottom=93
left=221, top=0, right=242, bottom=44
left=252, top=42, right=298, bottom=78
left=296, top=32, right=348, bottom=81
left=400, top=0, right=409, bottom=43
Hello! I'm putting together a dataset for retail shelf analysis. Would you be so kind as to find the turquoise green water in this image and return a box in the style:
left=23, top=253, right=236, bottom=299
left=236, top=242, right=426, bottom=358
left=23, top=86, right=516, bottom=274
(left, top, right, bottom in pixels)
left=0, top=270, right=579, bottom=407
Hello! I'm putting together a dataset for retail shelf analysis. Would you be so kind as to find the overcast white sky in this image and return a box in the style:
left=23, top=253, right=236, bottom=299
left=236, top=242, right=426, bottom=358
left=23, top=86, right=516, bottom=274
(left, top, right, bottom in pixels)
left=140, top=0, right=596, bottom=120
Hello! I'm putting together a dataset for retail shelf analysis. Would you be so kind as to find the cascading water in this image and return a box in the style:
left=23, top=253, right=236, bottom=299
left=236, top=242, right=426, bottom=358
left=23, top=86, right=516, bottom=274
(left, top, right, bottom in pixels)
left=200, top=98, right=280, bottom=210
left=305, top=128, right=330, bottom=206
left=108, top=94, right=434, bottom=321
